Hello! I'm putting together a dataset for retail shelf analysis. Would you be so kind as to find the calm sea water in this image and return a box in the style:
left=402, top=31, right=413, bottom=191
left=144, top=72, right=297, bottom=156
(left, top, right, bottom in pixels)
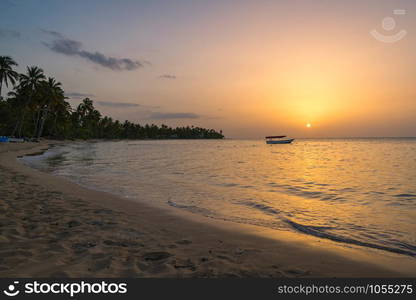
left=22, top=138, right=416, bottom=256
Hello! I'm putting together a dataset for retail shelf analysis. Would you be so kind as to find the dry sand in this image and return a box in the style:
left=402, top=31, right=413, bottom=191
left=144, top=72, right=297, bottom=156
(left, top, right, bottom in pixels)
left=0, top=141, right=415, bottom=278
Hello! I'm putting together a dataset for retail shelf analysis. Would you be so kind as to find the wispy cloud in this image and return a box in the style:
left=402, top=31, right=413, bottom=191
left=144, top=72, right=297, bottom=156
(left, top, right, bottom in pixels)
left=65, top=92, right=95, bottom=99
left=158, top=74, right=176, bottom=79
left=66, top=94, right=146, bottom=109
left=149, top=112, right=200, bottom=119
left=0, top=28, right=20, bottom=39
left=40, top=29, right=64, bottom=39
left=3, top=0, right=17, bottom=8
left=6, top=0, right=17, bottom=5
left=97, top=101, right=140, bottom=108
left=42, top=30, right=146, bottom=71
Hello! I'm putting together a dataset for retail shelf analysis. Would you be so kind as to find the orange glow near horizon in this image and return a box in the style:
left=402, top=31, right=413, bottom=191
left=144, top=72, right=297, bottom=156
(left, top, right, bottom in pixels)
left=7, top=1, right=414, bottom=139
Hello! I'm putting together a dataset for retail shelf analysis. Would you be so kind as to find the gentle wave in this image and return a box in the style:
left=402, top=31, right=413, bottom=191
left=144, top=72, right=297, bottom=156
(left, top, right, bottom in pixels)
left=285, top=219, right=416, bottom=257
left=238, top=199, right=416, bottom=256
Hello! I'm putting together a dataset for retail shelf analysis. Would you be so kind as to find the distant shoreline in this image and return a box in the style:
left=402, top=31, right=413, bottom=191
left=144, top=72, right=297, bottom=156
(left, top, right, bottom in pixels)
left=1, top=141, right=415, bottom=277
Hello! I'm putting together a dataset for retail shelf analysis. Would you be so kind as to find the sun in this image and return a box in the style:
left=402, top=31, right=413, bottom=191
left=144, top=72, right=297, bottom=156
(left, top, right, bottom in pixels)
left=306, top=123, right=312, bottom=128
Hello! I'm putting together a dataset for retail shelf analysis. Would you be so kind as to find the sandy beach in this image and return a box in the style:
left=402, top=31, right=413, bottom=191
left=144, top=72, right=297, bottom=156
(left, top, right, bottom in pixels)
left=0, top=141, right=415, bottom=278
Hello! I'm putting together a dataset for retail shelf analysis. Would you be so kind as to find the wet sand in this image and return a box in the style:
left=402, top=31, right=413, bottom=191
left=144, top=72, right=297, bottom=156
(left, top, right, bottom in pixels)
left=0, top=141, right=415, bottom=277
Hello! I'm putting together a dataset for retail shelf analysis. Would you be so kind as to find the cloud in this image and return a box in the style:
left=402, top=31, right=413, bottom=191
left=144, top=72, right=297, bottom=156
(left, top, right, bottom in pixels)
left=65, top=93, right=141, bottom=108
left=97, top=101, right=140, bottom=108
left=2, top=0, right=17, bottom=8
left=42, top=30, right=146, bottom=71
left=5, top=0, right=17, bottom=5
left=0, top=28, right=20, bottom=39
left=65, top=92, right=95, bottom=99
left=40, top=29, right=64, bottom=39
left=158, top=74, right=176, bottom=79
left=149, top=112, right=200, bottom=119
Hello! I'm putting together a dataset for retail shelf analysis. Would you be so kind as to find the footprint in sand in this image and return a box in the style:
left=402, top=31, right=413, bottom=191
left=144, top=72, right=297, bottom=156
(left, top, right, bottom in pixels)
left=103, top=240, right=141, bottom=248
left=175, top=239, right=192, bottom=245
left=89, top=257, right=112, bottom=272
left=173, top=259, right=196, bottom=271
left=71, top=242, right=96, bottom=252
left=142, top=252, right=172, bottom=261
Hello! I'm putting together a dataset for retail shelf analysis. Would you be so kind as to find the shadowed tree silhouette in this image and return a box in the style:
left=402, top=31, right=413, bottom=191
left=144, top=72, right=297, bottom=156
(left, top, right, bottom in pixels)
left=0, top=56, right=224, bottom=140
left=36, top=77, right=65, bottom=138
left=0, top=56, right=19, bottom=100
left=14, top=66, right=45, bottom=137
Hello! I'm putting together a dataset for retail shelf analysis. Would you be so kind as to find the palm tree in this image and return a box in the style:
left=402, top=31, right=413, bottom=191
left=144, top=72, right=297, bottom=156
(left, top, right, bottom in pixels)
left=0, top=56, right=19, bottom=100
left=50, top=97, right=72, bottom=137
left=19, top=66, right=46, bottom=92
left=36, top=77, right=64, bottom=138
left=15, top=66, right=45, bottom=137
left=7, top=88, right=26, bottom=135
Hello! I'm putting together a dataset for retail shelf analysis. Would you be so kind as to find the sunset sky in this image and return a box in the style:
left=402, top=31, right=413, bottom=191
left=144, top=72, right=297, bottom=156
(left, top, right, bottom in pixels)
left=1, top=0, right=415, bottom=138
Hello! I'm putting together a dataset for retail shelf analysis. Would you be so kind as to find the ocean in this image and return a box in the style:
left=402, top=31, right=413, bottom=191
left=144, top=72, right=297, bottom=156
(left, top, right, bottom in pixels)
left=21, top=138, right=416, bottom=257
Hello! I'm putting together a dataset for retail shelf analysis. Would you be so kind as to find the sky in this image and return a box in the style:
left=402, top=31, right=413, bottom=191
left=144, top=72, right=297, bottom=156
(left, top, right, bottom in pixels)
left=0, top=0, right=415, bottom=138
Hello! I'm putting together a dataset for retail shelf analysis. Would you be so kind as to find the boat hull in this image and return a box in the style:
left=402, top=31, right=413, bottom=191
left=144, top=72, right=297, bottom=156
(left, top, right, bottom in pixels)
left=9, top=138, right=25, bottom=143
left=266, top=139, right=294, bottom=144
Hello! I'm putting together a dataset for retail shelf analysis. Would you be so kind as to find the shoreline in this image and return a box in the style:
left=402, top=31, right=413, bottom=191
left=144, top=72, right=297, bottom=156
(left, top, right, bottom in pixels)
left=1, top=141, right=415, bottom=277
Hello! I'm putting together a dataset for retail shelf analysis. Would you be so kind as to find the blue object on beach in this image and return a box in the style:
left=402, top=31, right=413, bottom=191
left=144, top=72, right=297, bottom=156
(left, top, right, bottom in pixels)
left=0, top=136, right=9, bottom=143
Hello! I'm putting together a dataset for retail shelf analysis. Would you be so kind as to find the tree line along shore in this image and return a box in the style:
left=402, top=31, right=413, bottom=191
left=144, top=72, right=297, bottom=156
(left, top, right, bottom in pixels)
left=0, top=56, right=224, bottom=140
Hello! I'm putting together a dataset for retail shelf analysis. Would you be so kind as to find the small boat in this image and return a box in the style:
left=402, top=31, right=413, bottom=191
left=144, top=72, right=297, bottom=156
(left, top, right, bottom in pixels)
left=265, top=135, right=294, bottom=144
left=8, top=138, right=25, bottom=143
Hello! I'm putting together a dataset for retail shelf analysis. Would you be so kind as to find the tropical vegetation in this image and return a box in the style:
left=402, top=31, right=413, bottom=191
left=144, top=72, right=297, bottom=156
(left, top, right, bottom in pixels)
left=0, top=56, right=224, bottom=140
